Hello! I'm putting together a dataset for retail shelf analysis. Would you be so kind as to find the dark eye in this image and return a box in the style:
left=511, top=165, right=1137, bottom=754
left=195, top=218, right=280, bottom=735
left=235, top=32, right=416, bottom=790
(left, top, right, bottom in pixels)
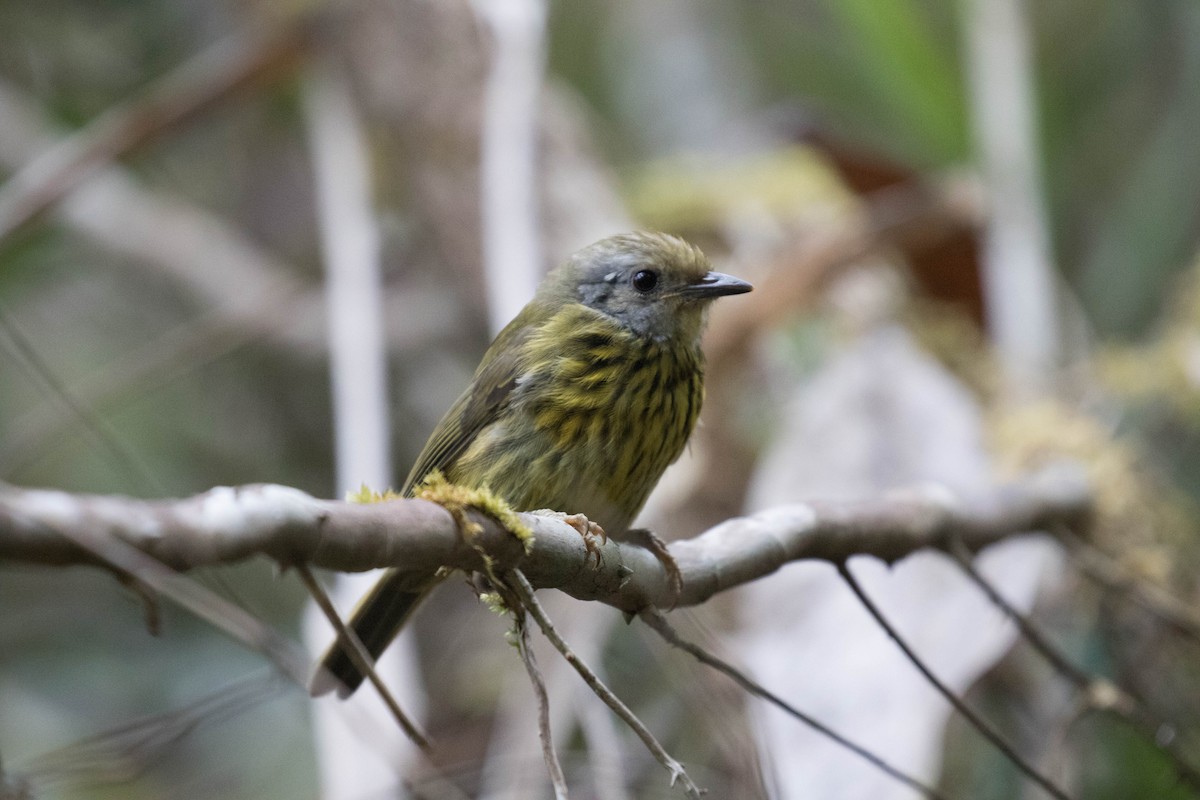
left=631, top=269, right=658, bottom=293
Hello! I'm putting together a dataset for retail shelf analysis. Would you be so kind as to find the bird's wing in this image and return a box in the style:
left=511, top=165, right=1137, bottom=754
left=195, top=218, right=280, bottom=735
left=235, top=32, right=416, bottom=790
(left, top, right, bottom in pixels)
left=400, top=316, right=536, bottom=496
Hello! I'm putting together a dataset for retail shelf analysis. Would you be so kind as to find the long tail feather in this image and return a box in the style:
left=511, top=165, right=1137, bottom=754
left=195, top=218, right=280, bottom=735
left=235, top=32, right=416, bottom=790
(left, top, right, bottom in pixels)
left=310, top=570, right=438, bottom=697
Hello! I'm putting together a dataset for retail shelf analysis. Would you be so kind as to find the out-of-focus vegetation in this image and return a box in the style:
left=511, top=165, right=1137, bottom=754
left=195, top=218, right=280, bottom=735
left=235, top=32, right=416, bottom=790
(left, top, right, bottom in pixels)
left=2, top=0, right=1200, bottom=798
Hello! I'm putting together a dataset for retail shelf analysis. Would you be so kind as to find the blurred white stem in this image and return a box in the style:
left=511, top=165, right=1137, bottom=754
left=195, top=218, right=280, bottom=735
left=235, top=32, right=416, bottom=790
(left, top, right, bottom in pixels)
left=303, top=60, right=418, bottom=800
left=305, top=63, right=391, bottom=494
left=963, top=0, right=1060, bottom=396
left=472, top=0, right=547, bottom=333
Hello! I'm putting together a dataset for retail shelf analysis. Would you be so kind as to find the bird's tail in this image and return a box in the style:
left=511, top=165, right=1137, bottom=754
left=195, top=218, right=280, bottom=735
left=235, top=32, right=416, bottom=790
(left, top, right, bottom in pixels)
left=310, top=569, right=438, bottom=697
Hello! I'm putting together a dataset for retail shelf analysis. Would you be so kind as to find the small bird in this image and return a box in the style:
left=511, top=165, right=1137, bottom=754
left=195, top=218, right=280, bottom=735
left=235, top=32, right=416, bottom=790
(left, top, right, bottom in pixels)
left=314, top=231, right=751, bottom=696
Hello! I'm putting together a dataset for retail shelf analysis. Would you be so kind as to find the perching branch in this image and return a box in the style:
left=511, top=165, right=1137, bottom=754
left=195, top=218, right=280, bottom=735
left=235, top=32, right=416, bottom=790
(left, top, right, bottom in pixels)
left=0, top=465, right=1091, bottom=614
left=1, top=466, right=1101, bottom=798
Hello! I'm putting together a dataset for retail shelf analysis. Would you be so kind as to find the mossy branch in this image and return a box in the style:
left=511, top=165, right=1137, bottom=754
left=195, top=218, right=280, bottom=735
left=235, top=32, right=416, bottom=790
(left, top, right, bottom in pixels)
left=0, top=464, right=1090, bottom=613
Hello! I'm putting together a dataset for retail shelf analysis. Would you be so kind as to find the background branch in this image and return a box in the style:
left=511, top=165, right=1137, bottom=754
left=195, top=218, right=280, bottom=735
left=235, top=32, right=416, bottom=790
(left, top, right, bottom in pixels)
left=837, top=561, right=1073, bottom=800
left=639, top=608, right=950, bottom=800
left=0, top=14, right=318, bottom=242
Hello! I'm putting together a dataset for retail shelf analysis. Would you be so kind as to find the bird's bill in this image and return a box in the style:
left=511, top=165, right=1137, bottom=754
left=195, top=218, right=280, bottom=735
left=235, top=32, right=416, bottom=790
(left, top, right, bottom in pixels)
left=678, top=271, right=753, bottom=299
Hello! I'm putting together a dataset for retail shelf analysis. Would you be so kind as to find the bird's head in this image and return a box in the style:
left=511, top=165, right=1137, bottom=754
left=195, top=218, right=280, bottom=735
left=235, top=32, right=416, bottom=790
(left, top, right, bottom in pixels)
left=541, top=232, right=752, bottom=344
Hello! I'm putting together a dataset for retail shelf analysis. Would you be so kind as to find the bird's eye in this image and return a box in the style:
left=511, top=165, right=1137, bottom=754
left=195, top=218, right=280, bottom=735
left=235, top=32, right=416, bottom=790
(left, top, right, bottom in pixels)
left=631, top=269, right=659, bottom=293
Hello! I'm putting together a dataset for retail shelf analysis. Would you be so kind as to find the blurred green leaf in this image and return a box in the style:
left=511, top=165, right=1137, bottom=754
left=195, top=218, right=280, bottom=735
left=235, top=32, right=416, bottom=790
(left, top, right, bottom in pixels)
left=825, top=0, right=968, bottom=161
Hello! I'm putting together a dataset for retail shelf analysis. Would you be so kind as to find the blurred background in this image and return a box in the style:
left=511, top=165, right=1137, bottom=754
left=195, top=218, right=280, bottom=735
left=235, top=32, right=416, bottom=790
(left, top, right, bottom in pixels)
left=2, top=0, right=1200, bottom=798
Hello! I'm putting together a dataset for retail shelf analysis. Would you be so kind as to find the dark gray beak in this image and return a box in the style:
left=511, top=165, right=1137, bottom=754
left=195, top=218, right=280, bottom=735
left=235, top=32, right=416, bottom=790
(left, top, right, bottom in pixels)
left=680, top=270, right=753, bottom=299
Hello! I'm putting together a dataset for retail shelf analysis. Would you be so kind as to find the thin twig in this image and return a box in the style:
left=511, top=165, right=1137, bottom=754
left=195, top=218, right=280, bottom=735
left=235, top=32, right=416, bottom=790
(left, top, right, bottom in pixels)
left=577, top=684, right=633, bottom=800
left=0, top=304, right=162, bottom=492
left=294, top=564, right=429, bottom=750
left=1059, top=528, right=1200, bottom=647
left=837, top=561, right=1074, bottom=800
left=0, top=78, right=454, bottom=367
left=50, top=521, right=311, bottom=685
left=0, top=302, right=258, bottom=615
left=21, top=672, right=281, bottom=786
left=114, top=572, right=163, bottom=636
left=0, top=16, right=316, bottom=242
left=509, top=570, right=703, bottom=799
left=945, top=537, right=1095, bottom=691
left=514, top=610, right=570, bottom=800
left=946, top=539, right=1200, bottom=793
left=0, top=303, right=273, bottom=479
left=50, top=524, right=466, bottom=797
left=638, top=608, right=950, bottom=800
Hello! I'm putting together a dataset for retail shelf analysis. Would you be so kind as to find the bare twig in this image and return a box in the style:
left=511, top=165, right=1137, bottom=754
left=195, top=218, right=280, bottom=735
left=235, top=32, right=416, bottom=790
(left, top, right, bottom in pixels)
left=514, top=610, right=570, bottom=800
left=479, top=602, right=619, bottom=800
left=302, top=55, right=414, bottom=797
left=837, top=561, right=1074, bottom=800
left=1062, top=529, right=1200, bottom=647
left=0, top=299, right=284, bottom=479
left=1, top=296, right=290, bottom=667
left=0, top=79, right=455, bottom=365
left=35, top=522, right=468, bottom=798
left=577, top=682, right=632, bottom=800
left=638, top=608, right=950, bottom=800
left=0, top=15, right=317, bottom=242
left=48, top=519, right=312, bottom=686
left=0, top=314, right=260, bottom=611
left=114, top=572, right=164, bottom=637
left=19, top=672, right=281, bottom=787
left=946, top=538, right=1200, bottom=793
left=0, top=304, right=162, bottom=491
left=295, top=564, right=429, bottom=749
left=945, top=537, right=1096, bottom=691
left=509, top=571, right=703, bottom=799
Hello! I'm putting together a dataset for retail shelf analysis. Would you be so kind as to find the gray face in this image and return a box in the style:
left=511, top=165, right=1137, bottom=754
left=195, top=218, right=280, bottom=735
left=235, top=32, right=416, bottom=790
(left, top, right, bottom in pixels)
left=573, top=255, right=705, bottom=343
left=546, top=232, right=748, bottom=343
left=576, top=259, right=680, bottom=340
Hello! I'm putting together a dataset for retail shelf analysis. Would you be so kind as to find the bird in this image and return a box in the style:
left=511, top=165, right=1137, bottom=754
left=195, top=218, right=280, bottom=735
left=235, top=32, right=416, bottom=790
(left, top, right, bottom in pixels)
left=313, top=231, right=751, bottom=696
